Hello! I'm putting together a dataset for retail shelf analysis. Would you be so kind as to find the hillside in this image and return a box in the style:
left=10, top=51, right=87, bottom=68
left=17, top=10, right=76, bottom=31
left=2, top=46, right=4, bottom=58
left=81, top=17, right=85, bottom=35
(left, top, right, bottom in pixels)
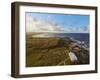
left=26, top=33, right=89, bottom=67
left=26, top=34, right=72, bottom=67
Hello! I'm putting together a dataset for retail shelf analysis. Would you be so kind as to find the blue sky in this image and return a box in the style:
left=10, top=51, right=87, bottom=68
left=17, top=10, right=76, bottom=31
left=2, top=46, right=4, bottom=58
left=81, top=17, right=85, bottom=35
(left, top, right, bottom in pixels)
left=26, top=12, right=90, bottom=33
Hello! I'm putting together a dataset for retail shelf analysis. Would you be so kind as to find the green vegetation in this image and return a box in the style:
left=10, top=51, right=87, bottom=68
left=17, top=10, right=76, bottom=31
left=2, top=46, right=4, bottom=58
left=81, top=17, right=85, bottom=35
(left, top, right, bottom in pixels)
left=26, top=34, right=72, bottom=67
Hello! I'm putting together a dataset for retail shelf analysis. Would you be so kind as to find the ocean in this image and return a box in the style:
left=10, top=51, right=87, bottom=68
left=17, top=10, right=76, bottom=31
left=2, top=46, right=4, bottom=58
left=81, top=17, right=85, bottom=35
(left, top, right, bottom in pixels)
left=66, top=33, right=89, bottom=43
left=32, top=33, right=89, bottom=43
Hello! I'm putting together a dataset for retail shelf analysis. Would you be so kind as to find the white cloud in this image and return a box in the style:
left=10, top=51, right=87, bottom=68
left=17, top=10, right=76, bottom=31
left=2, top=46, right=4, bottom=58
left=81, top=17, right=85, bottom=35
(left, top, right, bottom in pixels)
left=62, top=25, right=89, bottom=33
left=26, top=15, right=89, bottom=33
left=26, top=15, right=64, bottom=33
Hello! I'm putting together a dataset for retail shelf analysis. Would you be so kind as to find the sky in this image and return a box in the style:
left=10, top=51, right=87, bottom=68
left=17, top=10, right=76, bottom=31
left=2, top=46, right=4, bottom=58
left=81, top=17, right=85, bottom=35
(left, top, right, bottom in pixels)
left=26, top=12, right=90, bottom=33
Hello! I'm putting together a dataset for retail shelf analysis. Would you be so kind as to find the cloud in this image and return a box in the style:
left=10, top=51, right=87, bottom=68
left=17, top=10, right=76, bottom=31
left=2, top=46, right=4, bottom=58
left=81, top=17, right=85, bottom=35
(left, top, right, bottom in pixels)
left=26, top=15, right=64, bottom=33
left=63, top=25, right=89, bottom=33
left=26, top=15, right=89, bottom=33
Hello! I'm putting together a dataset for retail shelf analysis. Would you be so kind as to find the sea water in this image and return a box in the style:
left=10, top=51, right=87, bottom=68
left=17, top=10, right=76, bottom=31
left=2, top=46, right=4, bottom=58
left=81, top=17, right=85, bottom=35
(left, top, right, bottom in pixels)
left=32, top=33, right=89, bottom=43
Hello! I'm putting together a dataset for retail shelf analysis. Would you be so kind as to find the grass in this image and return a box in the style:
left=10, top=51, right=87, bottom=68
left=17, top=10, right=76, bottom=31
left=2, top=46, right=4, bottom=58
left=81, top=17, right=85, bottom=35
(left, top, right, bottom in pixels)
left=26, top=33, right=72, bottom=67
left=26, top=33, right=89, bottom=67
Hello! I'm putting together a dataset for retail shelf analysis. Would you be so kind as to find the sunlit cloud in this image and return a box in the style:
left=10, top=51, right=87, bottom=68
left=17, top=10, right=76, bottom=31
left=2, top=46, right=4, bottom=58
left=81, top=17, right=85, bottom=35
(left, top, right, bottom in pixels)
left=26, top=15, right=64, bottom=33
left=26, top=15, right=89, bottom=33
